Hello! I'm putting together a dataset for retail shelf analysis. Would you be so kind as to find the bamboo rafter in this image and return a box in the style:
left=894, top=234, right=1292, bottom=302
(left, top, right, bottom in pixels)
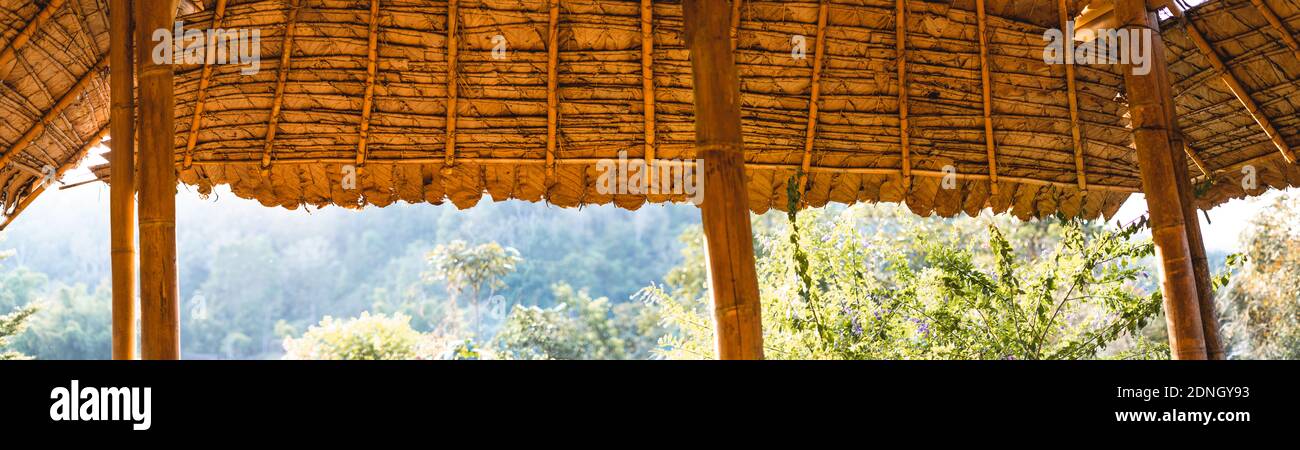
left=1059, top=0, right=1087, bottom=191
left=1248, top=0, right=1300, bottom=60
left=641, top=0, right=656, bottom=165
left=976, top=0, right=1000, bottom=194
left=0, top=125, right=108, bottom=230
left=0, top=0, right=67, bottom=79
left=895, top=0, right=911, bottom=188
left=545, top=0, right=559, bottom=176
left=261, top=0, right=303, bottom=171
left=1171, top=5, right=1297, bottom=164
left=183, top=0, right=230, bottom=169
left=797, top=0, right=829, bottom=195
left=445, top=0, right=460, bottom=168
left=355, top=0, right=382, bottom=167
left=0, top=57, right=107, bottom=170
left=1184, top=143, right=1211, bottom=178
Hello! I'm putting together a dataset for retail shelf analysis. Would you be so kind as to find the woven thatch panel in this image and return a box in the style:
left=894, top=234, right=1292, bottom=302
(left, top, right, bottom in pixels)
left=2, top=0, right=1299, bottom=227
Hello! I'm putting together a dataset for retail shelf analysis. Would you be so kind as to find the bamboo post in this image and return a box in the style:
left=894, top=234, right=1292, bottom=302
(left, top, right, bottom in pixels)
left=1149, top=21, right=1224, bottom=360
left=1116, top=0, right=1206, bottom=360
left=682, top=0, right=763, bottom=360
left=110, top=0, right=137, bottom=360
left=136, top=0, right=180, bottom=360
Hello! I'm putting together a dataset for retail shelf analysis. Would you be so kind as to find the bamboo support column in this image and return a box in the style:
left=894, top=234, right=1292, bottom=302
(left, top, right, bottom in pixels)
left=110, top=0, right=137, bottom=360
left=1116, top=0, right=1206, bottom=360
left=136, top=0, right=180, bottom=360
left=683, top=0, right=763, bottom=360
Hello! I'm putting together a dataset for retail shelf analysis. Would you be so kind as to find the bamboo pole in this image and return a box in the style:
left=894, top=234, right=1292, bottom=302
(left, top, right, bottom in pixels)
left=110, top=0, right=137, bottom=360
left=545, top=0, right=559, bottom=176
left=1150, top=20, right=1224, bottom=361
left=261, top=0, right=301, bottom=171
left=1116, top=0, right=1206, bottom=360
left=355, top=0, right=380, bottom=167
left=444, top=0, right=460, bottom=167
left=0, top=0, right=67, bottom=79
left=797, top=0, right=829, bottom=196
left=136, top=0, right=180, bottom=360
left=976, top=0, right=999, bottom=194
left=1058, top=0, right=1088, bottom=192
left=641, top=0, right=656, bottom=165
left=182, top=0, right=228, bottom=169
left=683, top=0, right=763, bottom=360
left=895, top=0, right=911, bottom=188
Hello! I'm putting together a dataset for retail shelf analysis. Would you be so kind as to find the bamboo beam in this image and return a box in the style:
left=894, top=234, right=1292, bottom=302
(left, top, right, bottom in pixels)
left=895, top=0, right=911, bottom=188
left=797, top=0, right=829, bottom=196
left=0, top=0, right=67, bottom=79
left=1059, top=0, right=1088, bottom=191
left=976, top=0, right=999, bottom=194
left=545, top=0, right=559, bottom=176
left=683, top=0, right=764, bottom=360
left=729, top=0, right=743, bottom=51
left=110, top=0, right=136, bottom=361
left=1249, top=0, right=1300, bottom=61
left=1183, top=143, right=1211, bottom=178
left=0, top=57, right=108, bottom=170
left=0, top=126, right=108, bottom=231
left=1169, top=5, right=1296, bottom=164
left=641, top=0, right=656, bottom=165
left=1117, top=0, right=1206, bottom=360
left=355, top=0, right=380, bottom=167
left=136, top=0, right=181, bottom=360
left=182, top=0, right=229, bottom=169
left=262, top=0, right=301, bottom=172
left=444, top=0, right=460, bottom=167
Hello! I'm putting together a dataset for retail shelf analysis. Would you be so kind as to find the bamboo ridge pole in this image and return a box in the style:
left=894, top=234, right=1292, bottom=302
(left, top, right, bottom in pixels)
left=110, top=0, right=137, bottom=360
left=682, top=0, right=764, bottom=360
left=1116, top=0, right=1206, bottom=360
left=136, top=0, right=181, bottom=360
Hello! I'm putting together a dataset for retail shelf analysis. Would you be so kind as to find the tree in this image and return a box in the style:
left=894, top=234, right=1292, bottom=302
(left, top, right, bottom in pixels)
left=492, top=283, right=666, bottom=360
left=424, top=241, right=522, bottom=337
left=1219, top=191, right=1300, bottom=359
left=0, top=304, right=36, bottom=360
left=643, top=196, right=1167, bottom=360
left=282, top=312, right=426, bottom=360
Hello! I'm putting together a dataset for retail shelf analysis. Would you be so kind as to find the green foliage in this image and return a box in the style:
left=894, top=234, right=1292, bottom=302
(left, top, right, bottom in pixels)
left=493, top=283, right=665, bottom=360
left=1220, top=191, right=1300, bottom=359
left=282, top=312, right=424, bottom=360
left=646, top=198, right=1167, bottom=360
left=0, top=304, right=37, bottom=360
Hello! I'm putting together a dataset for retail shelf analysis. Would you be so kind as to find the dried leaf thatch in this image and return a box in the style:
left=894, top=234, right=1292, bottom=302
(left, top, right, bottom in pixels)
left=1, top=0, right=1297, bottom=228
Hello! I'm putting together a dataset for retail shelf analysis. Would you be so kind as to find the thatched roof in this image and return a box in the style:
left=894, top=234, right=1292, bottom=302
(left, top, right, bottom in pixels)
left=1, top=0, right=1298, bottom=228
